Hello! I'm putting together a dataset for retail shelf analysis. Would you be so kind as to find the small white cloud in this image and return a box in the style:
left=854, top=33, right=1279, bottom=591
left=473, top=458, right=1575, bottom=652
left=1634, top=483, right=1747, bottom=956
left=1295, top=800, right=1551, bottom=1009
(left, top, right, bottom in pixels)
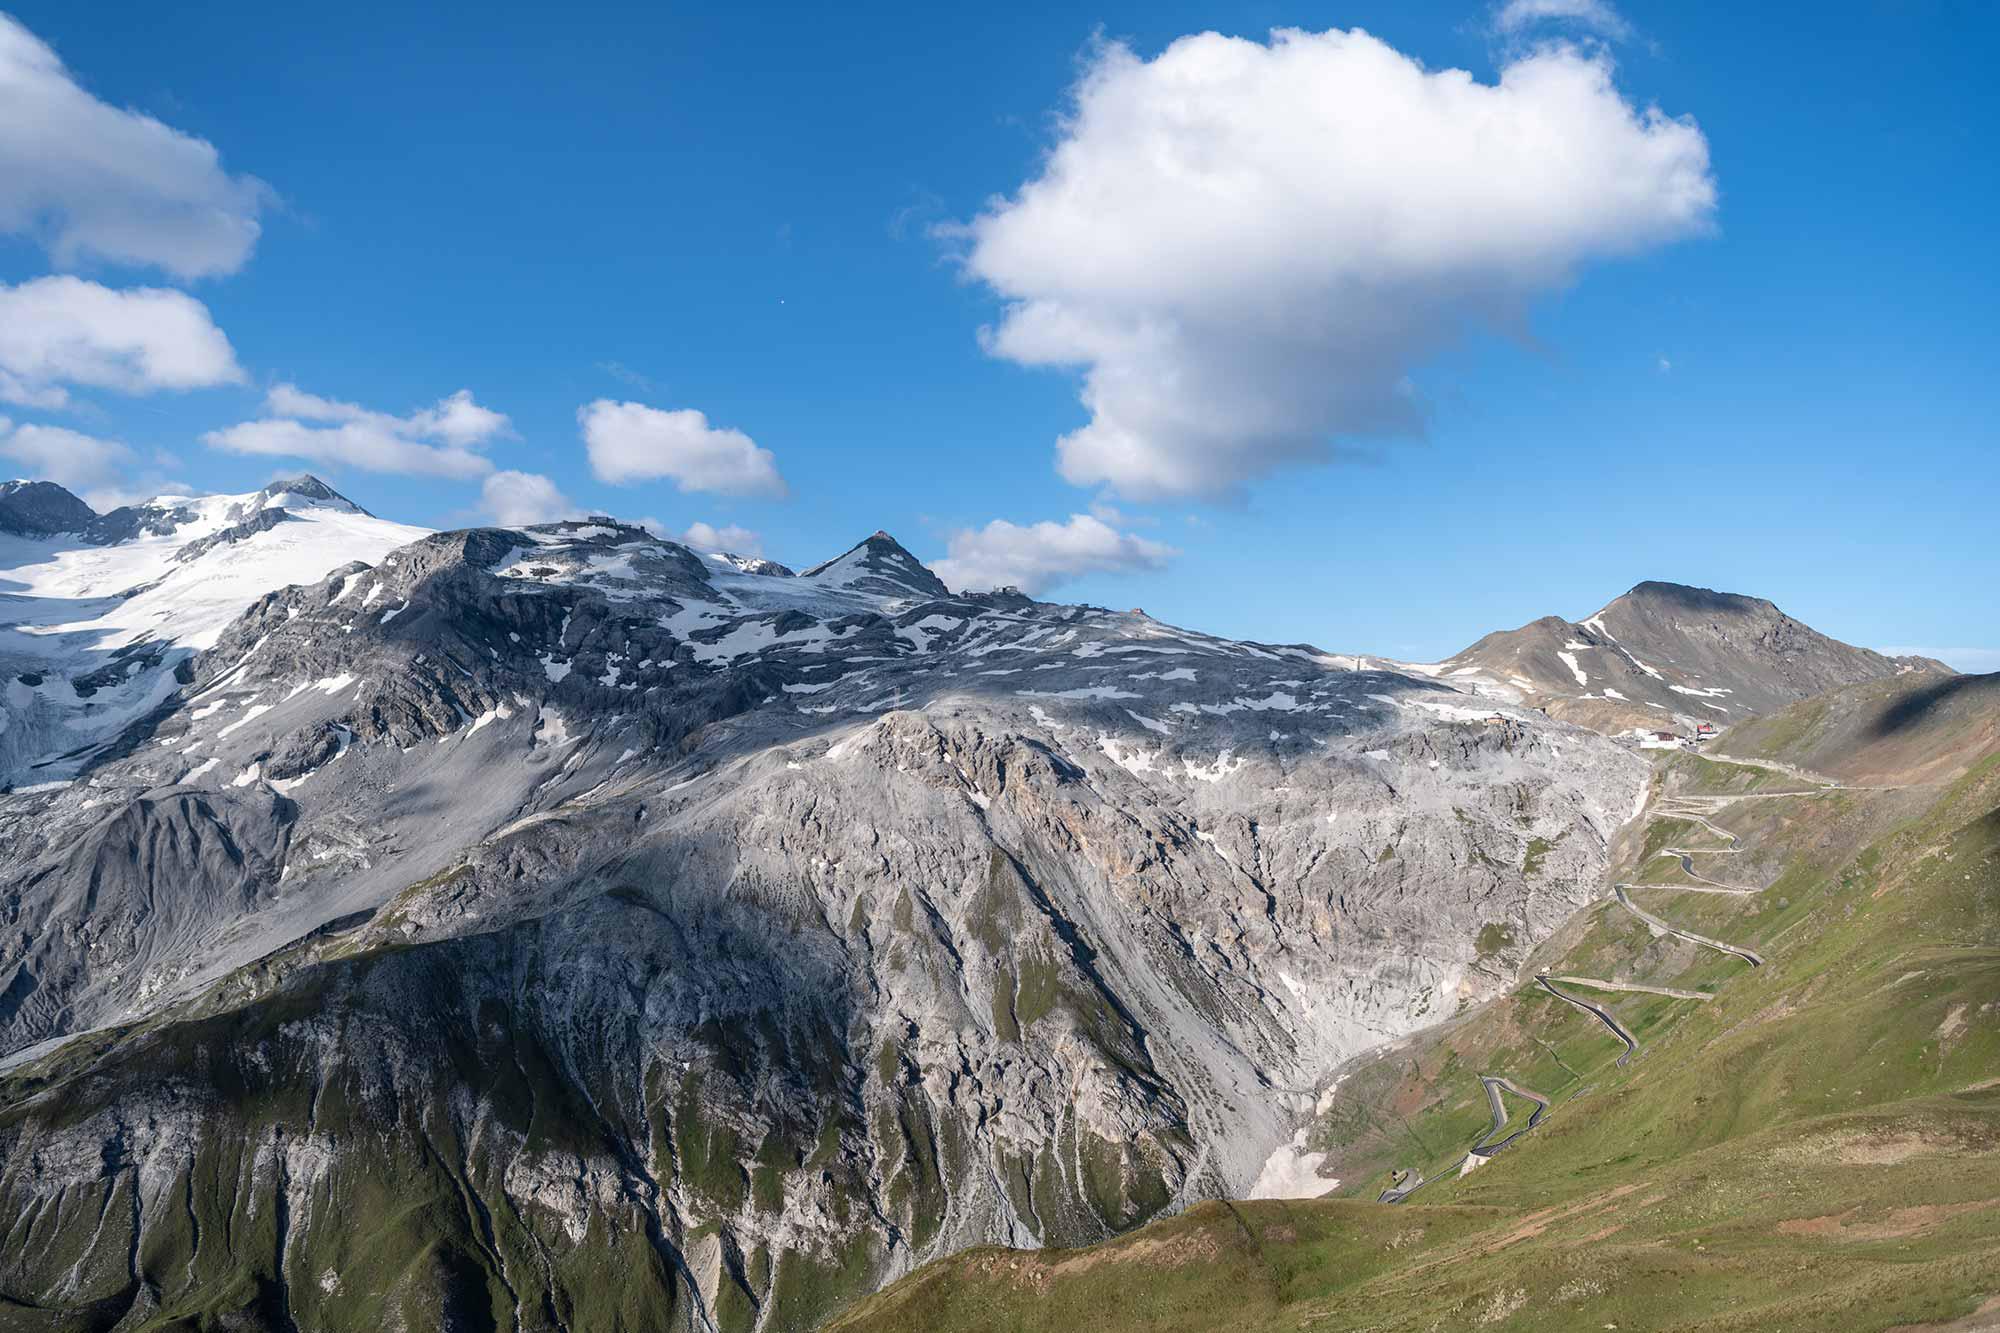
left=1657, top=355, right=1673, bottom=373
left=930, top=513, right=1177, bottom=595
left=1881, top=647, right=2000, bottom=675
left=0, top=276, right=244, bottom=409
left=480, top=470, right=576, bottom=526
left=676, top=520, right=764, bottom=556
left=203, top=383, right=512, bottom=479
left=955, top=28, right=1712, bottom=499
left=0, top=419, right=146, bottom=506
left=1493, top=0, right=1633, bottom=41
left=0, top=15, right=272, bottom=278
left=579, top=399, right=787, bottom=498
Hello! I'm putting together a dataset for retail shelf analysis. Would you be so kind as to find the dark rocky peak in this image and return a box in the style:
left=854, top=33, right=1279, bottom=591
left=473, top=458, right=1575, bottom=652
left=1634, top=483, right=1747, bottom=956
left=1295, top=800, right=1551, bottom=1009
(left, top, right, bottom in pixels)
left=1604, top=581, right=1779, bottom=621
left=0, top=479, right=96, bottom=537
left=245, top=474, right=368, bottom=517
left=800, top=531, right=950, bottom=600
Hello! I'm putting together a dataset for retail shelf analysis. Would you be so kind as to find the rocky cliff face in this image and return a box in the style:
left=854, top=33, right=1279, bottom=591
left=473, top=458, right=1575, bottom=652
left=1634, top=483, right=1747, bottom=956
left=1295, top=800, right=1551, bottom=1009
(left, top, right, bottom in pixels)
left=0, top=516, right=1646, bottom=1330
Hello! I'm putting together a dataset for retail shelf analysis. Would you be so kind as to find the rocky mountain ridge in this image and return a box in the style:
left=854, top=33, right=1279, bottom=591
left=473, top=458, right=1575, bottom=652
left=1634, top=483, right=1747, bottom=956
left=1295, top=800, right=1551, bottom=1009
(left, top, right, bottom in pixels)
left=0, top=481, right=1950, bottom=1329
left=1404, top=579, right=1947, bottom=738
left=0, top=487, right=1653, bottom=1330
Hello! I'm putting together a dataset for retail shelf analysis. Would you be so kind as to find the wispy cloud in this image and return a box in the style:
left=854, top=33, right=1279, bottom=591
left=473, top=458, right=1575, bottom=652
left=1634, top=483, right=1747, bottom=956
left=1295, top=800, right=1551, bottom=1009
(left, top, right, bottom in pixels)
left=1492, top=0, right=1633, bottom=42
left=597, top=361, right=658, bottom=393
left=204, top=383, right=513, bottom=478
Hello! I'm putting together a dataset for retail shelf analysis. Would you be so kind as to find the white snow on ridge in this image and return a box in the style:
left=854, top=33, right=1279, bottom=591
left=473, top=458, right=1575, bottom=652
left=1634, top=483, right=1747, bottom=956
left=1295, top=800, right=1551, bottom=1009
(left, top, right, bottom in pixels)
left=1015, top=685, right=1140, bottom=701
left=0, top=485, right=429, bottom=784
left=1557, top=651, right=1589, bottom=687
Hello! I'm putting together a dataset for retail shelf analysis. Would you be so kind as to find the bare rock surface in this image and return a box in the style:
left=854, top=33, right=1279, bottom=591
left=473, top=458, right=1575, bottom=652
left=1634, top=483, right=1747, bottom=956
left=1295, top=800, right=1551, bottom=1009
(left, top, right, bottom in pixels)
left=1402, top=579, right=1948, bottom=738
left=0, top=508, right=1649, bottom=1329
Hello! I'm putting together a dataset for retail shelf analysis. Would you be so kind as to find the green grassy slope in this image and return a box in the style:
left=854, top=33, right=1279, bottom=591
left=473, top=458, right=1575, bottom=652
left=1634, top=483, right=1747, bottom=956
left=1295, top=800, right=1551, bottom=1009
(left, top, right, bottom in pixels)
left=831, top=677, right=2000, bottom=1332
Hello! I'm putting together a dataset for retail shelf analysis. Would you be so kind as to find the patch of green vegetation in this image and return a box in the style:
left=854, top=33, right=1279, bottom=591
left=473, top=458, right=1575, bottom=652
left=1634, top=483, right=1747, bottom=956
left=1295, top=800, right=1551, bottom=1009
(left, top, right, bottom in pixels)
left=1014, top=956, right=1063, bottom=1029
left=989, top=965, right=1021, bottom=1043
left=1522, top=836, right=1554, bottom=876
left=1475, top=922, right=1517, bottom=959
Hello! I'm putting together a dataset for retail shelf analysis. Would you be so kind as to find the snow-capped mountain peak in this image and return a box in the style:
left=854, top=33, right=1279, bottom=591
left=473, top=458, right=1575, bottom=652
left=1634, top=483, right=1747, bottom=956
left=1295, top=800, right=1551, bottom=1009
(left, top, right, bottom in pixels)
left=0, top=478, right=427, bottom=786
left=799, top=530, right=951, bottom=601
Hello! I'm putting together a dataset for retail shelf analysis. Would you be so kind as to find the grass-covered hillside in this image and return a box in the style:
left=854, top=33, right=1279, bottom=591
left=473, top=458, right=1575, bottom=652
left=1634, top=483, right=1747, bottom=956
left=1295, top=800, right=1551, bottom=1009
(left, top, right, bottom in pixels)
left=832, top=675, right=2000, bottom=1332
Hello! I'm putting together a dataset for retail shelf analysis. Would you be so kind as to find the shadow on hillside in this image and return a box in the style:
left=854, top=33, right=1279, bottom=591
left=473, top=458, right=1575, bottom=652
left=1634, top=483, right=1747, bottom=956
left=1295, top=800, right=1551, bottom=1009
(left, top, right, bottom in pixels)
left=1869, top=672, right=2000, bottom=738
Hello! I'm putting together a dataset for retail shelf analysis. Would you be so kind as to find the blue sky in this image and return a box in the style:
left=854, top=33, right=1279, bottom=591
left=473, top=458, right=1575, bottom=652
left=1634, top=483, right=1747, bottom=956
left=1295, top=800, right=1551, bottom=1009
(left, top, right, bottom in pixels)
left=0, top=1, right=1993, bottom=667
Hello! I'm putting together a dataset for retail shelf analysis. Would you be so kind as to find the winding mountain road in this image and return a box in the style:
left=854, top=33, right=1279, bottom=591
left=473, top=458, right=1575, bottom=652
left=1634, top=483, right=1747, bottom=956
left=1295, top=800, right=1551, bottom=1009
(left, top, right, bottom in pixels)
left=1614, top=885, right=1765, bottom=966
left=1379, top=770, right=1797, bottom=1204
left=1535, top=976, right=1638, bottom=1066
left=1547, top=975, right=1713, bottom=1002
left=1470, top=1076, right=1550, bottom=1157
left=1623, top=866, right=1759, bottom=896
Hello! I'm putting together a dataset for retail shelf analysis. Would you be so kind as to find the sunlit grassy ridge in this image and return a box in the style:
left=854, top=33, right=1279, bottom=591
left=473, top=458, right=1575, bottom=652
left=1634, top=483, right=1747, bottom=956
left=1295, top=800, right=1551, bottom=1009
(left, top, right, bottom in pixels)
left=832, top=677, right=2000, bottom=1332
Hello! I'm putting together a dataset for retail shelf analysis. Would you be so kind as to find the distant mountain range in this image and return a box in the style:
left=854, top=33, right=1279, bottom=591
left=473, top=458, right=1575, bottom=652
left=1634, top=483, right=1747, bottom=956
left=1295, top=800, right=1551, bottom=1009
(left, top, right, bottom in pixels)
left=0, top=475, right=1973, bottom=1331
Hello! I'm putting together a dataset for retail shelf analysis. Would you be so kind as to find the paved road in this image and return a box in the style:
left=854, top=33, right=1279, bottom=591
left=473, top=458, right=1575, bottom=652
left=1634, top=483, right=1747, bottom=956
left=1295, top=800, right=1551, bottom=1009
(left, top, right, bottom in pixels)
left=1377, top=1074, right=1551, bottom=1202
left=1469, top=1075, right=1550, bottom=1157
left=1687, top=749, right=1840, bottom=787
left=1622, top=868, right=1758, bottom=896
left=1536, top=976, right=1639, bottom=1066
left=1549, top=975, right=1713, bottom=1001
left=1614, top=885, right=1765, bottom=966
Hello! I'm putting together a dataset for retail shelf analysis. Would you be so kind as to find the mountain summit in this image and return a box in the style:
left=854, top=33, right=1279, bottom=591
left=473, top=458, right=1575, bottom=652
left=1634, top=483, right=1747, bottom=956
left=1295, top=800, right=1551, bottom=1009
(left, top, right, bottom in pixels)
left=800, top=529, right=952, bottom=599
left=1420, top=578, right=1947, bottom=735
left=0, top=479, right=97, bottom=537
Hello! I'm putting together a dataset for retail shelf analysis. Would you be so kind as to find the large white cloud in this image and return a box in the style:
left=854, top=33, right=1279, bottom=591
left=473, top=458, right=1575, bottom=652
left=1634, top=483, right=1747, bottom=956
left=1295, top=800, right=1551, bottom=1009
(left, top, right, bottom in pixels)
left=203, top=383, right=512, bottom=479
left=0, top=14, right=271, bottom=278
left=0, top=276, right=244, bottom=409
left=579, top=400, right=787, bottom=498
left=480, top=470, right=576, bottom=526
left=931, top=513, right=1177, bottom=595
left=957, top=29, right=1714, bottom=499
